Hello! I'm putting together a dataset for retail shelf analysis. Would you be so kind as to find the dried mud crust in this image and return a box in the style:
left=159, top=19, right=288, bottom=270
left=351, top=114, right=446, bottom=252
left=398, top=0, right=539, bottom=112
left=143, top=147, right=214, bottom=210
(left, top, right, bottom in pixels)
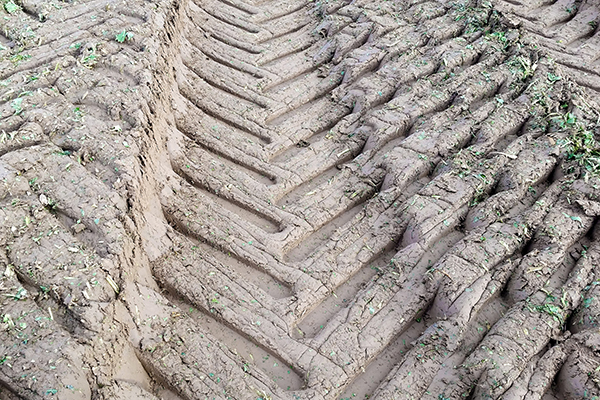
left=1, top=0, right=600, bottom=399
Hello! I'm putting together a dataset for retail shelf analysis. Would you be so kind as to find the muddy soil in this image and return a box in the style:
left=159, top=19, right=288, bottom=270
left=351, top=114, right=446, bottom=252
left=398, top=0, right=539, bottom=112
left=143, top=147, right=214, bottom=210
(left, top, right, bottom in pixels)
left=1, top=0, right=600, bottom=399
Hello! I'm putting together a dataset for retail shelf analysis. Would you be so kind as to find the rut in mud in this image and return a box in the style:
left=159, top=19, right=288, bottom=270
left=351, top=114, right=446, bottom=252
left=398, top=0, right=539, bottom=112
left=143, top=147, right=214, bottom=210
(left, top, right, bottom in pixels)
left=1, top=0, right=600, bottom=399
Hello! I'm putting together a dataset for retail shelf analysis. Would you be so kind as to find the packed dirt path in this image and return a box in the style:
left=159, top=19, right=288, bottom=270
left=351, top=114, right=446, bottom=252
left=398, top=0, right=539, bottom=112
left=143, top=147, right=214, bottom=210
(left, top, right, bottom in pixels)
left=1, top=0, right=600, bottom=399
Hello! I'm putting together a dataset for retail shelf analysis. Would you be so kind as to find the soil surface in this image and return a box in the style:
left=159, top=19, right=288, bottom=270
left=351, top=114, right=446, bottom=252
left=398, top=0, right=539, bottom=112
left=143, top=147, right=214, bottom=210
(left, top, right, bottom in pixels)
left=1, top=0, right=600, bottom=399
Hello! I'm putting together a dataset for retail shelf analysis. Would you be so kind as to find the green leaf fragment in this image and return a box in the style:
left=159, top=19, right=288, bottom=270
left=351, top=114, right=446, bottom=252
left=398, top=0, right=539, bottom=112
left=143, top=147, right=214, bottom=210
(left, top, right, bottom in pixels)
left=115, top=30, right=134, bottom=43
left=5, top=0, right=20, bottom=14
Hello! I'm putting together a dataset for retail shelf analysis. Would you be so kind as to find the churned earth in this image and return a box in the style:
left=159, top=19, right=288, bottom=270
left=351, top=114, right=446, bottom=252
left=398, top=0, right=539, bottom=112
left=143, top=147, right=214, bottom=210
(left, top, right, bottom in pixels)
left=1, top=0, right=600, bottom=399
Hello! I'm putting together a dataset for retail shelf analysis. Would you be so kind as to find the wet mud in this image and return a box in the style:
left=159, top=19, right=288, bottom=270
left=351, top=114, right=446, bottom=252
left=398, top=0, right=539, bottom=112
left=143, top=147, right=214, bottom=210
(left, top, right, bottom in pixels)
left=1, top=0, right=600, bottom=399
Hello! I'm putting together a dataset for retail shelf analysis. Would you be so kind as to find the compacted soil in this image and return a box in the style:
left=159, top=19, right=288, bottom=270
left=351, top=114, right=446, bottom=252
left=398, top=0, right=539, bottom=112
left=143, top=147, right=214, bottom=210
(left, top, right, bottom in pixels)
left=1, top=0, right=600, bottom=399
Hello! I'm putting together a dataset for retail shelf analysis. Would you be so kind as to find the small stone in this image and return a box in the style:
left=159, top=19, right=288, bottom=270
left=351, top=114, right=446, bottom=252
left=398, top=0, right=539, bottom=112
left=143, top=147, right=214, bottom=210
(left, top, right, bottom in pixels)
left=72, top=223, right=86, bottom=233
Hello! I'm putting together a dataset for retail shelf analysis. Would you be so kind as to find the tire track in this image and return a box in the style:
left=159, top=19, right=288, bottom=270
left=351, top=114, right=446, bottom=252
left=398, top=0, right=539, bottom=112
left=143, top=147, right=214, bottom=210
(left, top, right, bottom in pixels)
left=156, top=1, right=600, bottom=397
left=4, top=0, right=600, bottom=398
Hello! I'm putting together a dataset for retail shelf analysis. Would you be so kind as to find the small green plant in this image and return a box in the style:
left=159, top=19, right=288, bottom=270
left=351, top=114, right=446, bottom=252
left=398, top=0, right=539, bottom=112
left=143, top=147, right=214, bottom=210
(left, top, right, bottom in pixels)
left=508, top=55, right=536, bottom=81
left=4, top=0, right=20, bottom=14
left=9, top=52, right=31, bottom=65
left=115, top=30, right=134, bottom=43
left=547, top=72, right=561, bottom=83
left=82, top=53, right=97, bottom=65
left=551, top=111, right=577, bottom=129
left=535, top=303, right=564, bottom=323
left=10, top=97, right=22, bottom=115
left=7, top=287, right=28, bottom=300
left=488, top=31, right=509, bottom=49
left=80, top=44, right=99, bottom=67
left=72, top=106, right=84, bottom=122
left=564, top=125, right=600, bottom=176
